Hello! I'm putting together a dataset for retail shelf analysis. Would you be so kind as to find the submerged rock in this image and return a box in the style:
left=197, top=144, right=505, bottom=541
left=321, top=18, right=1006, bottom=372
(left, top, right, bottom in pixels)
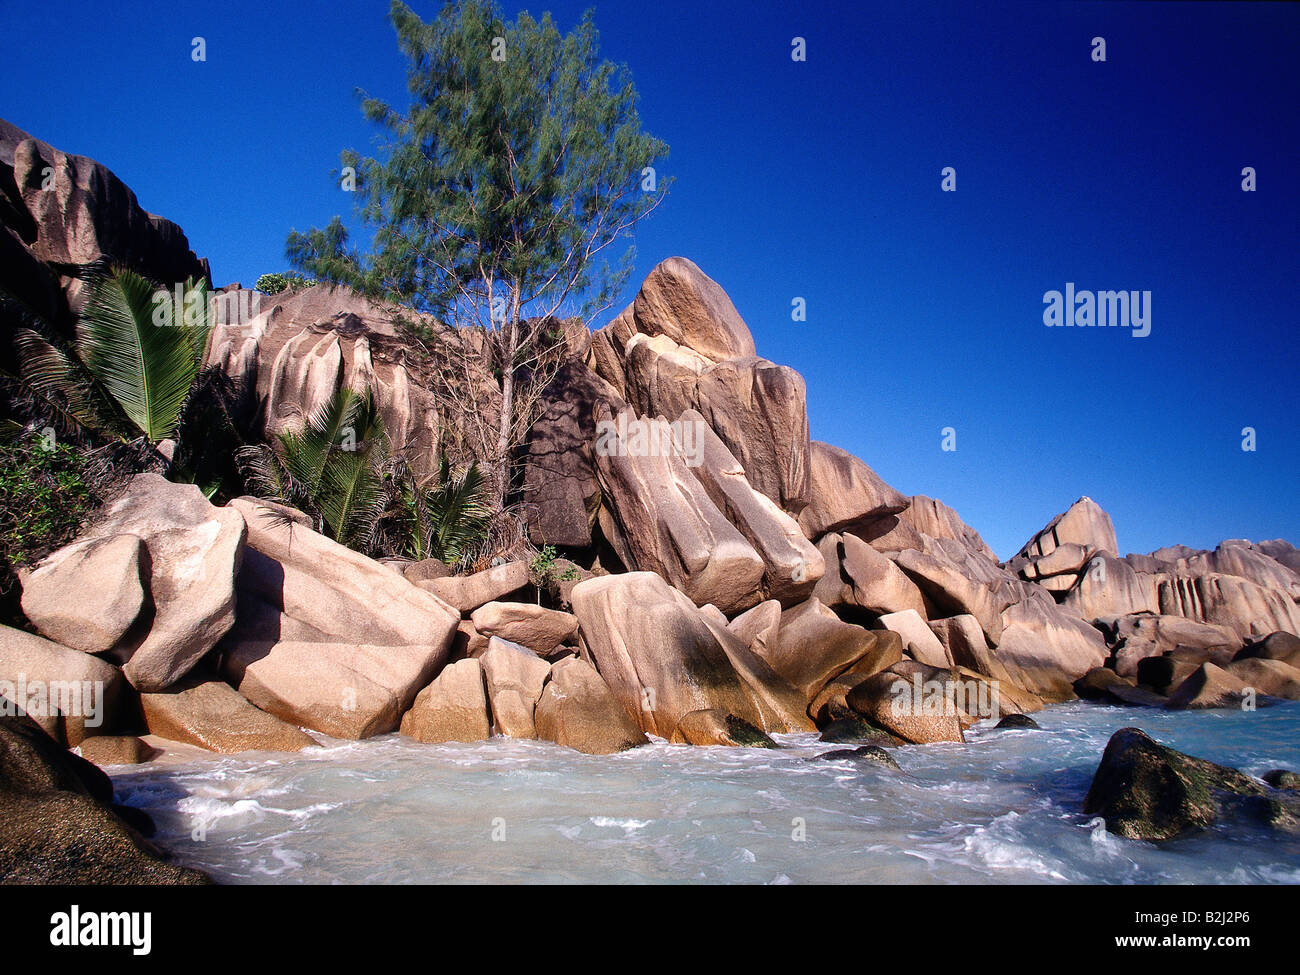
left=671, top=709, right=776, bottom=748
left=1083, top=727, right=1300, bottom=841
left=817, top=716, right=903, bottom=745
left=994, top=713, right=1040, bottom=730
left=811, top=745, right=901, bottom=771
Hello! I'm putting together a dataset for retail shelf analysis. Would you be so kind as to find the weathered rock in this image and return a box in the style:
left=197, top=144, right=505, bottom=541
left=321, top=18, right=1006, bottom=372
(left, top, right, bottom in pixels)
left=1101, top=613, right=1243, bottom=679
left=813, top=532, right=927, bottom=618
left=797, top=441, right=908, bottom=539
left=403, top=558, right=452, bottom=583
left=534, top=657, right=649, bottom=754
left=844, top=671, right=965, bottom=745
left=1015, top=497, right=1118, bottom=563
left=225, top=641, right=449, bottom=739
left=817, top=716, right=902, bottom=745
left=593, top=410, right=765, bottom=614
left=994, top=713, right=1040, bottom=730
left=469, top=602, right=579, bottom=655
left=1, top=118, right=209, bottom=320
left=1061, top=554, right=1158, bottom=620
left=1264, top=770, right=1300, bottom=790
left=1083, top=727, right=1300, bottom=840
left=523, top=359, right=628, bottom=547
left=678, top=409, right=824, bottom=604
left=141, top=679, right=318, bottom=753
left=1135, top=655, right=1202, bottom=695
left=0, top=625, right=127, bottom=745
left=1073, top=668, right=1133, bottom=701
left=670, top=709, right=776, bottom=748
left=875, top=609, right=951, bottom=668
left=18, top=533, right=146, bottom=654
left=894, top=548, right=1004, bottom=645
left=48, top=474, right=247, bottom=692
left=762, top=598, right=888, bottom=703
left=228, top=496, right=460, bottom=653
left=1155, top=572, right=1300, bottom=641
left=76, top=736, right=153, bottom=766
left=479, top=638, right=551, bottom=739
left=865, top=495, right=998, bottom=563
left=590, top=259, right=811, bottom=512
left=1224, top=657, right=1300, bottom=701
left=1165, top=662, right=1253, bottom=711
left=400, top=658, right=492, bottom=744
left=993, top=595, right=1109, bottom=701
left=1235, top=631, right=1300, bottom=668
left=0, top=708, right=208, bottom=883
left=423, top=561, right=531, bottom=614
left=570, top=573, right=812, bottom=737
left=812, top=744, right=901, bottom=770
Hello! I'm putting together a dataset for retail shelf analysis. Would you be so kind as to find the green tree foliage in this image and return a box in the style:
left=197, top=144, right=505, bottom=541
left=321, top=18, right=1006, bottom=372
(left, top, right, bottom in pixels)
left=286, top=0, right=670, bottom=510
left=254, top=272, right=316, bottom=294
left=395, top=455, right=493, bottom=565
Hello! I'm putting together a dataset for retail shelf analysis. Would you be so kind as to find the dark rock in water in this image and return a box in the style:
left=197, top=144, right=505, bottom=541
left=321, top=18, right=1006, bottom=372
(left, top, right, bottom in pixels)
left=811, top=745, right=901, bottom=771
left=1263, top=770, right=1300, bottom=791
left=1136, top=655, right=1200, bottom=696
left=1103, top=683, right=1168, bottom=707
left=994, top=713, right=1039, bottom=730
left=1083, top=727, right=1300, bottom=841
left=818, top=716, right=903, bottom=746
left=723, top=714, right=778, bottom=748
left=1073, top=667, right=1131, bottom=700
left=0, top=706, right=210, bottom=884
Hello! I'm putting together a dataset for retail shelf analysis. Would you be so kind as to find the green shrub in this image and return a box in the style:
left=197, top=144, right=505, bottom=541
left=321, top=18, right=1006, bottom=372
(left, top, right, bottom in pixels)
left=255, top=272, right=316, bottom=295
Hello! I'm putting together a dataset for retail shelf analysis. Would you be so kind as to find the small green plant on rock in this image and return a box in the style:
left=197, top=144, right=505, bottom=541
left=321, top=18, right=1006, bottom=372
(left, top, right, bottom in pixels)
left=529, top=544, right=578, bottom=605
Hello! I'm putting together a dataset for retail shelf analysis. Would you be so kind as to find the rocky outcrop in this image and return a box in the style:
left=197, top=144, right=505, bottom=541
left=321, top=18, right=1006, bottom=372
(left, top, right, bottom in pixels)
left=400, top=658, right=492, bottom=744
left=0, top=117, right=209, bottom=332
left=1010, top=497, right=1118, bottom=582
left=569, top=572, right=812, bottom=738
left=140, top=679, right=318, bottom=754
left=813, top=531, right=927, bottom=618
left=844, top=670, right=965, bottom=745
left=593, top=411, right=765, bottom=614
left=21, top=474, right=246, bottom=692
left=589, top=258, right=811, bottom=513
left=1083, top=727, right=1300, bottom=840
left=0, top=708, right=208, bottom=883
left=994, top=592, right=1110, bottom=701
left=534, top=656, right=649, bottom=754
left=758, top=598, right=892, bottom=703
left=423, top=561, right=530, bottom=614
left=670, top=709, right=776, bottom=748
left=797, top=441, right=909, bottom=539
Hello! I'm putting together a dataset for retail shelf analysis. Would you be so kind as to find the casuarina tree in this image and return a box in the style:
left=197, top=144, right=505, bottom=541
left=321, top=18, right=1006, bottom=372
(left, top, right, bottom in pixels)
left=286, top=0, right=670, bottom=530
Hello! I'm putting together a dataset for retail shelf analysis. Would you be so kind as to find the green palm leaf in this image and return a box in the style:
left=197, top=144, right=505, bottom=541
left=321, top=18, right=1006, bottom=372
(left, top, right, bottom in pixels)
left=78, top=268, right=211, bottom=442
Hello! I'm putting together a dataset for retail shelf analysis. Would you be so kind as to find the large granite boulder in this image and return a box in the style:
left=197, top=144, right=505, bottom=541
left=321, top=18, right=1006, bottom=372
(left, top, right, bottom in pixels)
left=844, top=670, right=965, bottom=745
left=993, top=591, right=1110, bottom=701
left=479, top=638, right=552, bottom=739
left=224, top=496, right=460, bottom=650
left=677, top=409, right=824, bottom=605
left=813, top=531, right=927, bottom=618
left=21, top=474, right=246, bottom=692
left=0, top=625, right=127, bottom=745
left=18, top=533, right=146, bottom=654
left=140, top=679, right=318, bottom=753
left=400, top=658, right=492, bottom=744
left=569, top=572, right=812, bottom=738
left=589, top=258, right=811, bottom=513
left=593, top=410, right=765, bottom=614
left=469, top=602, right=578, bottom=656
left=534, top=656, right=649, bottom=754
left=797, top=442, right=908, bottom=539
left=224, top=641, right=449, bottom=739
left=759, top=598, right=892, bottom=703
left=422, top=561, right=531, bottom=614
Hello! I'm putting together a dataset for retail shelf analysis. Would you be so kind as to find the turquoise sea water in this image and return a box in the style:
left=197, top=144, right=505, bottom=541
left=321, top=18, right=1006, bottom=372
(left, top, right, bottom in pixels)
left=111, top=701, right=1300, bottom=884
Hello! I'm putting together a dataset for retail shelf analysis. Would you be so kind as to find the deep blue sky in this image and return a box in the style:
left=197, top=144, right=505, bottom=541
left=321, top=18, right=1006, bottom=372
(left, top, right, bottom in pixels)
left=3, top=1, right=1297, bottom=559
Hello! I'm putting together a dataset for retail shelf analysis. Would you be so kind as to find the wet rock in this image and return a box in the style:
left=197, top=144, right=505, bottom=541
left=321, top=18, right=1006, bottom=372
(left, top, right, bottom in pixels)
left=534, top=657, right=649, bottom=755
left=817, top=716, right=903, bottom=745
left=844, top=671, right=965, bottom=745
left=76, top=736, right=154, bottom=766
left=671, top=709, right=776, bottom=748
left=141, top=679, right=318, bottom=754
left=400, top=658, right=492, bottom=744
left=994, top=713, right=1039, bottom=730
left=1263, top=770, right=1300, bottom=790
left=812, top=744, right=901, bottom=771
left=1083, top=727, right=1300, bottom=841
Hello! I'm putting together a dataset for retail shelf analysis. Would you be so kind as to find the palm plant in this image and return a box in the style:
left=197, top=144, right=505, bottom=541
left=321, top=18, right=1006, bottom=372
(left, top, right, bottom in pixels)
left=395, top=455, right=492, bottom=565
left=237, top=386, right=392, bottom=552
left=13, top=266, right=212, bottom=444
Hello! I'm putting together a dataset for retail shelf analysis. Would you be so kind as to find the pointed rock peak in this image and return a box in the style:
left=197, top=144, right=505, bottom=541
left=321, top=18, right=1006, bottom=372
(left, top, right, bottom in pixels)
left=1017, top=496, right=1118, bottom=561
left=630, top=256, right=757, bottom=362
